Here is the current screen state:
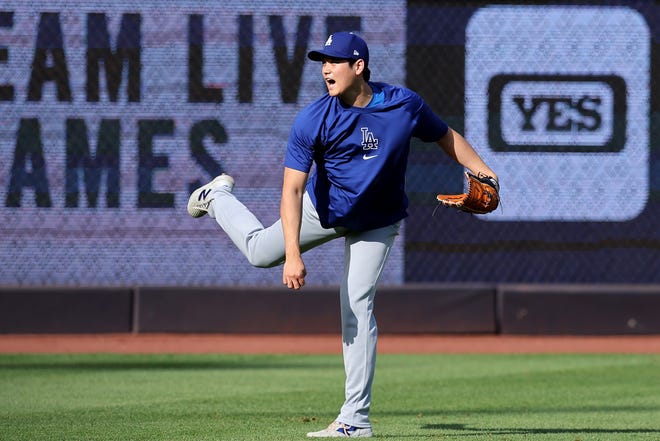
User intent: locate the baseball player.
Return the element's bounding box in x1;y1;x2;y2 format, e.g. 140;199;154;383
188;32;498;438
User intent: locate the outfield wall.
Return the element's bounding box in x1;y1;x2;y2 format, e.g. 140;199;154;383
1;1;659;288
1;1;658;335
2;284;660;335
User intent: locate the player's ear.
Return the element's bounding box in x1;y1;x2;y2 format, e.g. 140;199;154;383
354;59;366;76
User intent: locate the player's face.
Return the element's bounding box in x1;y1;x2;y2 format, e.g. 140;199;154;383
321;57;359;97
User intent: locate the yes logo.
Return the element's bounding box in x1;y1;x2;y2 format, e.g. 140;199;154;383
465;6;649;221
488;74;626;153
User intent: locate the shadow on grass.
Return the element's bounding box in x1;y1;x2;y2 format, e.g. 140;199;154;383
379;404;660;417
421;423;660;436
0;354;340;371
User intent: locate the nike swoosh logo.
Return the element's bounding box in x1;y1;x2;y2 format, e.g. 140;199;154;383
363;154;379;160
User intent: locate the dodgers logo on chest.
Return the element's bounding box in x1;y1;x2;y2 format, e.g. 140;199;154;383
361;127;379;160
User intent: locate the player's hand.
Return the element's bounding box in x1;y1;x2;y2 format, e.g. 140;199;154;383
283;256;307;290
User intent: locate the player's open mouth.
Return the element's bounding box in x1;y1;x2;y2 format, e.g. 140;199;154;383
325;79;335;85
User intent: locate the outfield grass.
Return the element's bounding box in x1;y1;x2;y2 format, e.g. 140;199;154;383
1;353;659;440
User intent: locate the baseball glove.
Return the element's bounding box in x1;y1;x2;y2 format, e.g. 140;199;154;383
436;171;500;214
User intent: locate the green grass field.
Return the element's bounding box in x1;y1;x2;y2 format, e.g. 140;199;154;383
1;353;659;440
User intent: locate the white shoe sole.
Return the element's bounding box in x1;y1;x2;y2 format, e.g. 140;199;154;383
306;421;373;438
187;174;234;218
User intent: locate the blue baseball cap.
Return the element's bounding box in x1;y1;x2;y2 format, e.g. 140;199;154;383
307;32;369;66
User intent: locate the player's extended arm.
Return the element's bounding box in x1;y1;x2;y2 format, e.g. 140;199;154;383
280;167;309;290
437;127;497;180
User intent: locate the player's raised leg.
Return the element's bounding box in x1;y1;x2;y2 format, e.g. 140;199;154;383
188;175;344;268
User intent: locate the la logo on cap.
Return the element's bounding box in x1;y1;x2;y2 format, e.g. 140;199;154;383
325;35;332;46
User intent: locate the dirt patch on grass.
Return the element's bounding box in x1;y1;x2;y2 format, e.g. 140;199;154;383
1;334;659;354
